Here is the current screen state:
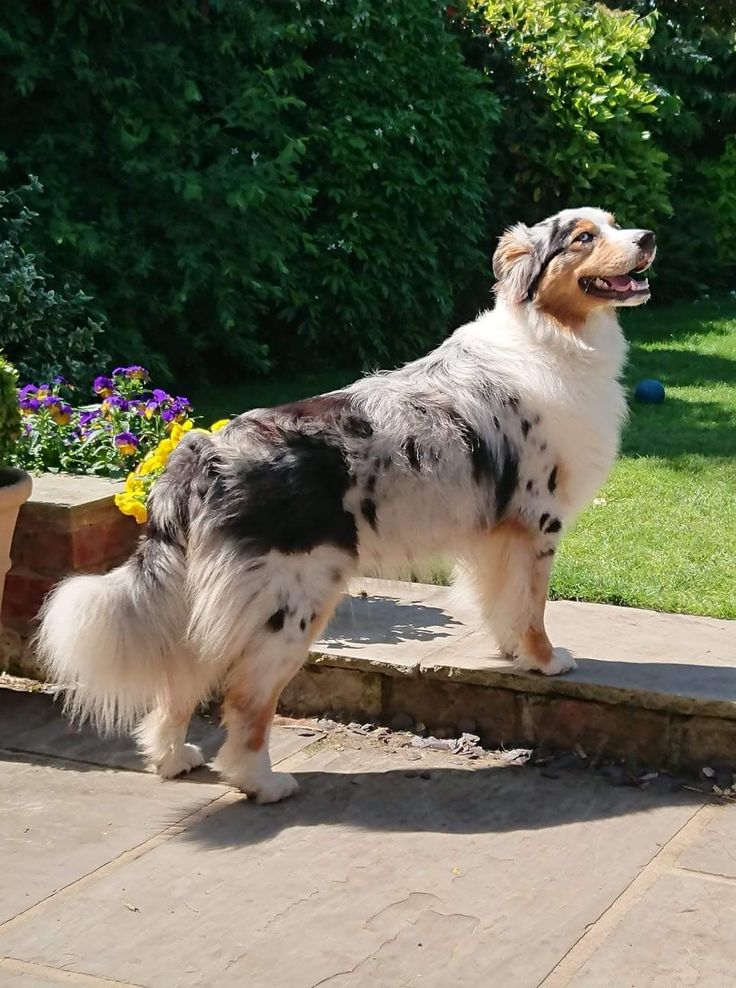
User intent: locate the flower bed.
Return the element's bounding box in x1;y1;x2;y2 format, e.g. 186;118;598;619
13;365;228;525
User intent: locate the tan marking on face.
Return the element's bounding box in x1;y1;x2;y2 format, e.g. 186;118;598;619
535;224;639;330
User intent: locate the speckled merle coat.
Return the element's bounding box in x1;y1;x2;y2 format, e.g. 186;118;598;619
38;207;656;803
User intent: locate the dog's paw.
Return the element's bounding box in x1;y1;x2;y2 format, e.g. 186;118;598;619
514;648;577;676
246;772;300;805
541;649;577;676
156;743;205;779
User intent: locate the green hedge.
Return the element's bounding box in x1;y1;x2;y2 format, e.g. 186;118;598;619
0;1;734;383
0;0;496;379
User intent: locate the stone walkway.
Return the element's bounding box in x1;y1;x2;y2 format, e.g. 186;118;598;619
2;686;736;987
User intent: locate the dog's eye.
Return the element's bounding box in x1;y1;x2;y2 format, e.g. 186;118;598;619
574;231;595;244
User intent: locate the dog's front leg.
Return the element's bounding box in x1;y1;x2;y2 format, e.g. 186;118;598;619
465;520;576;676
511;539;576;676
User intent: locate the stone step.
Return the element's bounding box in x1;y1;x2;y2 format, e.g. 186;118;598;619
280;578;736;771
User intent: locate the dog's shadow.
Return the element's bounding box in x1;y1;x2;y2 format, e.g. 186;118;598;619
318;593;464;650
181;761;700;850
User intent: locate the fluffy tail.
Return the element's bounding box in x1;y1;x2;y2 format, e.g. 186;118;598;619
37;434;212;734
37;540;191;735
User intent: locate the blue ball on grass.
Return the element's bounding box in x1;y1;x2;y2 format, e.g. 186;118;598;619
634;379;665;404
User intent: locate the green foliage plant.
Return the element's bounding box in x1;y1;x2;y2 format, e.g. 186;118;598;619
0;177;106;386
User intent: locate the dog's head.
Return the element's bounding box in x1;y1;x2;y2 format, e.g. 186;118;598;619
492;207;656;328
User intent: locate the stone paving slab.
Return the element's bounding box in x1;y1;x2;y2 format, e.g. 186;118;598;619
0;754;223;927
0;736;701;988
0;958;137;987
677;805;736;880
318;579;736;718
568;870;736;987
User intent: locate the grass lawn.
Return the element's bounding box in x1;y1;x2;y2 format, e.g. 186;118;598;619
191;297;736;619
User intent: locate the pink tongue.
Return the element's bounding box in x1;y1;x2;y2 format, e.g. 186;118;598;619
607;275;635;291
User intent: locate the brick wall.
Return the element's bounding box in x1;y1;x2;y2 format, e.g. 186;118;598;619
1;475;139;678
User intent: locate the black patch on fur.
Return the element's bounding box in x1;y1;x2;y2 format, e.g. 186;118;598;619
548;466;558;493
493;415;500;429
539;442;547;453
361;497;378;531
299;617;307;631
209;432;358;556
539;512;550;530
267;609;286;632
495;435;519;518
526;480;534;493
404;438;421;471
451;413;518;518
365;473;377;494
521;418;531;438
344;416;373;438
545;517;562;534
536;547;556;559
468;430;494;486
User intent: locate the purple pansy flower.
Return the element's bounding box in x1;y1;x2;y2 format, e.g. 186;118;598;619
42;396;72;425
113;365;149;381
101;395;129;413
114;431;140;456
79;409;100;427
19;396;41;415
93;376;115;397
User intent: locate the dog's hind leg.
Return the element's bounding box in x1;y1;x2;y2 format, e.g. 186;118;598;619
134;666;211;778
212;589;343;803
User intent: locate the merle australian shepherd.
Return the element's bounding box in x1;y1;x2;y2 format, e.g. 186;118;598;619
39;208;656;803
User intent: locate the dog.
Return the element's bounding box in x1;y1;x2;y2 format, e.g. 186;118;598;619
38;207;655;803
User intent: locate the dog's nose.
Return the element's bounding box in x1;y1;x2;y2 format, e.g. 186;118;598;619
637;231;656;252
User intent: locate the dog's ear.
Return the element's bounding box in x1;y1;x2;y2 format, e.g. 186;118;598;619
492;223;542;302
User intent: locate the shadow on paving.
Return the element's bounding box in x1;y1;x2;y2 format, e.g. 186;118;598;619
180;762;701;849
323;594;463;649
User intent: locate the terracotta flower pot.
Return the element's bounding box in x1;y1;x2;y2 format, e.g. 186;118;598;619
0;468;33;613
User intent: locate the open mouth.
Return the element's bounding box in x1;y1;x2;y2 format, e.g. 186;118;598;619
579;257;653;301
579;270;650;301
